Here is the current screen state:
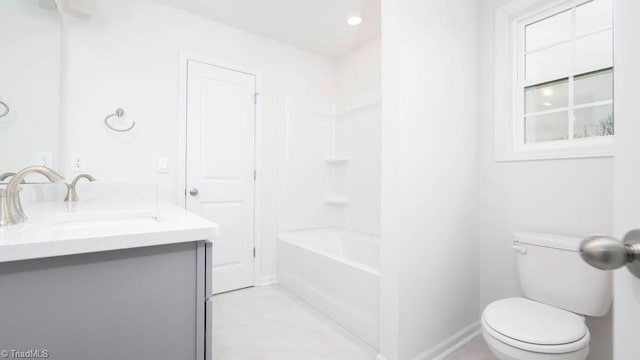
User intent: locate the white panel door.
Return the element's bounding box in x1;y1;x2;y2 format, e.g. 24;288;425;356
613;1;640;358
186;60;256;294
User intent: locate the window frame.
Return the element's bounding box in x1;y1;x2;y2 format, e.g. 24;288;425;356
495;0;614;162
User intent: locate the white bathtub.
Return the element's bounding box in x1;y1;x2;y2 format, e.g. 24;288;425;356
277;227;379;349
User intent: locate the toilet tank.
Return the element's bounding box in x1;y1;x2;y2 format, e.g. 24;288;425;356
514;232;612;317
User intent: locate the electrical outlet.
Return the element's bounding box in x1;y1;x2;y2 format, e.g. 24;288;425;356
36;151;54;168
70;153;86;172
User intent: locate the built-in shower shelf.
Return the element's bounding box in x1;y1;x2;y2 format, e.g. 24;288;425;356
326;157;350;165
325;198;350;206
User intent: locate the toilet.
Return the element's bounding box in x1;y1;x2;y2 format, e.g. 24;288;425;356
482;232;612;360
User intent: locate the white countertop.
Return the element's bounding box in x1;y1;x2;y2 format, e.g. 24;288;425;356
0;200;218;263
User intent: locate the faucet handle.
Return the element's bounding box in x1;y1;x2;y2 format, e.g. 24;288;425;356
64;174;97;202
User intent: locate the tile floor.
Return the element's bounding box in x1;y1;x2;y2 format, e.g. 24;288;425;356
213;285;377;360
212;285;498;360
445;336;499;360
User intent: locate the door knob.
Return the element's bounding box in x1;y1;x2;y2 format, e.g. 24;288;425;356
189;188;199;196
580;229;640;279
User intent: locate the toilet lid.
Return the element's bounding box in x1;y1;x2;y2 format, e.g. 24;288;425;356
483;298;587;345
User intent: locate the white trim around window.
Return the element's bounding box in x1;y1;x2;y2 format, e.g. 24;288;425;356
494;0;614;161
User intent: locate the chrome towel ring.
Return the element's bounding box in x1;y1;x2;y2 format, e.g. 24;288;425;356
104;108;135;132
0;100;9;118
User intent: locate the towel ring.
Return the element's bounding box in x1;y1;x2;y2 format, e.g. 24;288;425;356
0;100;9;118
104;108;135;132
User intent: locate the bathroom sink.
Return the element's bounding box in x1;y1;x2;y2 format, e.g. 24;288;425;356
48;208;159;225
46;209;161;240
50;217;160;240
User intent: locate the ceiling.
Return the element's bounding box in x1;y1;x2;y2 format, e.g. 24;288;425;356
154;0;381;59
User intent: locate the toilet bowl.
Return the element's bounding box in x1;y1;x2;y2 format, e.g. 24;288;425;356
481;233;612;360
481;298;590;360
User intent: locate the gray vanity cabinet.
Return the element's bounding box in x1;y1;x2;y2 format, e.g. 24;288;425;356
0;241;213;360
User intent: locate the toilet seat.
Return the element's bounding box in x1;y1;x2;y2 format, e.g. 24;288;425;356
482;298;590;354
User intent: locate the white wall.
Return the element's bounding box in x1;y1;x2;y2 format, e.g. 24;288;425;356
380;0;480;359
380;1;400;355
478;1;613;359
0;0;60;174
58;0;337;282
336;37;382;103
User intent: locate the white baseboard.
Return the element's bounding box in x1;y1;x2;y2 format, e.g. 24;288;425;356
375;321;480;360
411;321;482;360
258;275;278;286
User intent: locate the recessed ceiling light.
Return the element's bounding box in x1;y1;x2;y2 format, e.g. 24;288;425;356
541;87;554;97
347;16;363;26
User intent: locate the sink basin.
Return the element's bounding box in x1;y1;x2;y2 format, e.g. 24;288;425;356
50;218;160;240
48;208;159;224
44;209;161;240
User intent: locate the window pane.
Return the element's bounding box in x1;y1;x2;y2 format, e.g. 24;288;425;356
574;104;614;138
525;78;569;113
574;68;613;105
525;112;569;143
576;0;613;36
526;43;572;81
575;30;613;73
525;9;572;51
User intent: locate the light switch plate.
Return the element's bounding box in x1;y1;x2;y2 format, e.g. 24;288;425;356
158;157;169;174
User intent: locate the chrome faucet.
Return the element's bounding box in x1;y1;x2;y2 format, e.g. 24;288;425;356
0;172;26;226
65;174;96;202
1;166;65;226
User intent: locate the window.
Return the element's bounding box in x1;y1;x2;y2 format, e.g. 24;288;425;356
495;0;613;161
